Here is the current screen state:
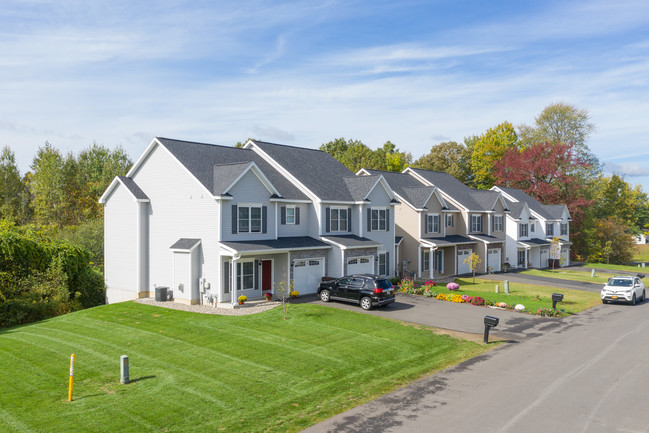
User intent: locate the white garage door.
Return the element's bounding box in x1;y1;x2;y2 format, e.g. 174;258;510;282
487;248;501;272
293;258;325;295
540;249;549;268
457;250;472;274
347;256;373;275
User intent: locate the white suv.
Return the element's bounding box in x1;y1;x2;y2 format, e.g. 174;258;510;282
601;275;645;305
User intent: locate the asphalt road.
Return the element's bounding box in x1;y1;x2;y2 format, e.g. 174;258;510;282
301;280;649;432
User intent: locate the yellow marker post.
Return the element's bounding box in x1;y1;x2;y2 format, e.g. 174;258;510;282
68;354;75;402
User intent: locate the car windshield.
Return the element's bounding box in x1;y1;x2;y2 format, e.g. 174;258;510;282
375;279;393;289
609;278;632;287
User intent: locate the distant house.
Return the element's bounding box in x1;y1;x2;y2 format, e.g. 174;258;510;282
492;186;571;268
100;138;398;306
358;168;509;279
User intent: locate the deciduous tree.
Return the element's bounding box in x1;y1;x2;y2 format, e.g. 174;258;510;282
470;121;519;189
411;141;473;183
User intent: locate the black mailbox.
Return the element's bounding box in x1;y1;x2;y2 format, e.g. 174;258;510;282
483;315;499;344
552;293;564;310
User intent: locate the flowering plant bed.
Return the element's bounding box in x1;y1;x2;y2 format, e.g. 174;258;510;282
398;277;600;316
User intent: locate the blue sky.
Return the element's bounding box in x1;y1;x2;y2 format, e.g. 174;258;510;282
2;0;649;190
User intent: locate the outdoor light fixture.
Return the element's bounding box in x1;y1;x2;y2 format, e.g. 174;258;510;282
483;315;499;344
552;293;564;310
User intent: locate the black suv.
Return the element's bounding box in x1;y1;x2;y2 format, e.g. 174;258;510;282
317;274;396;310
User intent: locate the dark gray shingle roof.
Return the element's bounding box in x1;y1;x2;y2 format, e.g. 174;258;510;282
544;204;569;220
343;175;379;201
220;236;331;253
470;189;508;211
156;137;308;200
170;238;201;250
496;186;553;220
118;176;149;200
408;168;485;210
322;235;381;248
251;140;357;201
362;169;441;209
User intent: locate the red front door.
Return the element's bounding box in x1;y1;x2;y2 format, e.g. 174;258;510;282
261;260;272;291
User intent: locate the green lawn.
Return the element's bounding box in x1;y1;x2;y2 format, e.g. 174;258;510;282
0;302;487;433
518;268;610;284
439;278;601;314
584;262;649;273
633;244;649;262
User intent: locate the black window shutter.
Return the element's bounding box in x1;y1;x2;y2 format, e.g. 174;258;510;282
424;215;428;234
296;207;300;225
223;261;230;294
325;207;330;232
232;205;238;234
281;206;286;225
262;206;267;234
367;208;372;232
347;207;352;232
386;252;390;276
254;260;259;289
386;209;390;228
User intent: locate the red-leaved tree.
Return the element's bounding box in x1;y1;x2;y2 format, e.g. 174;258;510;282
493;141;593;226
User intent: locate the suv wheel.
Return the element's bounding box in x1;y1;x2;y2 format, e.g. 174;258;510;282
360;296;372;310
602;299;608;304
320;289;330;302
642;290;646;302
630;294;637;305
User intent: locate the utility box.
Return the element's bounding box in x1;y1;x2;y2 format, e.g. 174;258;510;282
120;355;130;384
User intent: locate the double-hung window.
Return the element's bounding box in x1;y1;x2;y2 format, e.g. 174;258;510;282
422;250;430;271
239;206;262;233
561;223;568;236
519;223;529;238
331;208;348;232
471;214;482;232
237;261;254;291
371;209;387;231
546;223;554;236
378;253;387;275
286;206;296;224
446;214;454;227
493;215;503;232
427;214;440;233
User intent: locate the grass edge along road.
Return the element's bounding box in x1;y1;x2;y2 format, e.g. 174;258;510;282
0;302;489;433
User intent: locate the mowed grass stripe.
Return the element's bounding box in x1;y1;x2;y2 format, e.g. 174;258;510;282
0;408;35;433
1;302;488;432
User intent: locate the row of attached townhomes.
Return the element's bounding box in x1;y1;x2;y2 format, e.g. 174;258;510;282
100;138;572;306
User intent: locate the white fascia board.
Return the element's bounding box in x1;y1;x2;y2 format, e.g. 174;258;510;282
355;168;373;176
372;175;398;202
321;200;355;205
491;186;518;203
270;198;312;203
248;143;320;203
99;176;150;204
320;237;347;250
222;161;281;197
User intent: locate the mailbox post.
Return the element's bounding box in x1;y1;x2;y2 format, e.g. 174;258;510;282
552;293;564;310
483;315;499;344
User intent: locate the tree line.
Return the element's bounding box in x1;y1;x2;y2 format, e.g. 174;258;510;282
320;103;648;264
0;142;132;327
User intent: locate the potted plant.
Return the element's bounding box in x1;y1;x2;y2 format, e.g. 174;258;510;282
290;290;299;298
238;295;247;305
263;292;273;301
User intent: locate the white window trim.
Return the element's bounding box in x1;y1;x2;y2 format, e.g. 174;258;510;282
471;214;482;233
427;213;440;233
519;223;529;238
286;205;296;225
238;203;263;233
493;215;503;232
330;207;349;232
446;214;454;228
237;260;256;291
371;208;387;231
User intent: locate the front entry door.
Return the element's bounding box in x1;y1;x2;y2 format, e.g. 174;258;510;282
261;260;272;292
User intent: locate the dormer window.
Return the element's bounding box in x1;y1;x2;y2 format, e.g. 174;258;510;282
561;223;568;236
426;214;440;233
238;206;262;233
519;223;528;238
371;209;387;231
493;215;503;232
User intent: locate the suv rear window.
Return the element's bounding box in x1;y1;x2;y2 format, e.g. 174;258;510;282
375;279;393;289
